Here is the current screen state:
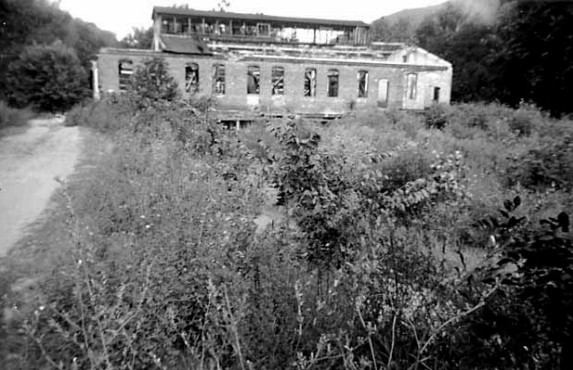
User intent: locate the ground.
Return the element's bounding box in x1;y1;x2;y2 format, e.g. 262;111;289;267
0;117;81;256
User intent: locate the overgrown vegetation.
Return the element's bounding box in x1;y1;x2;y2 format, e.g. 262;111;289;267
1;59;572;369
0;101;33;130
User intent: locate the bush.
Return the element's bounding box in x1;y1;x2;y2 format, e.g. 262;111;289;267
0;101;33;130
5;41;89;113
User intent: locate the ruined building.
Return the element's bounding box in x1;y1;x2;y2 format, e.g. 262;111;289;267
94;7;452;119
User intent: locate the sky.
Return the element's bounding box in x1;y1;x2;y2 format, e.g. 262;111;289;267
57;0;447;39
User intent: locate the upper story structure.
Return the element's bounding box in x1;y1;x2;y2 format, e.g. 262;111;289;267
95;7;453;119
151;7;370;50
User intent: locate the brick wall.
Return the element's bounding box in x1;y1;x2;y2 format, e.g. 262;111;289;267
97;49;452;114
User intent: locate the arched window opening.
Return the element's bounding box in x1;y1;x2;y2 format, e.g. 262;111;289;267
304;68;316;97
358;70;368;98
406;73;417;100
247;65;260;94
212;64;225;94
327;69;339;97
185;63;199;93
271;67;285;95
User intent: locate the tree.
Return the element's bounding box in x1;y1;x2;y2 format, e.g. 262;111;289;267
495;1;573;116
5;41;89;112
128;56;179;105
120;27;154;49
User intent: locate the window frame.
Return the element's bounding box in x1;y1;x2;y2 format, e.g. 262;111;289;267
212;64;226;95
271;66;285;95
327;69;339;97
406;73;417;100
304;67;317;97
185;63;199;93
357;70;368;98
247;65;260;95
118;59;133;91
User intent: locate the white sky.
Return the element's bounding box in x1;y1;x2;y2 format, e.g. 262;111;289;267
57;0;447;39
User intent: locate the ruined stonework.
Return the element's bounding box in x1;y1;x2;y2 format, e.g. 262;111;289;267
95;7;452;119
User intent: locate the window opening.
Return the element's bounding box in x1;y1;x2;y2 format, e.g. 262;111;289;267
271;67;285;95
247;65;260;94
378;79;389;108
185;63;199;93
304;68;316;97
358;70;368;98
257;23;270;36
433;87;441;102
118;59;133;91
212;64;225;94
327;69;339;97
406;73;417;100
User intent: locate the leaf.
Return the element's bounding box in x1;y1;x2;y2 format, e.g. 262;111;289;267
500;209;509;219
513;196;521;209
504;199;513;212
557;212;570;232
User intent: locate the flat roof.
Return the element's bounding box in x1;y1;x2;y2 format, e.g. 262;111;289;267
152;7;369;29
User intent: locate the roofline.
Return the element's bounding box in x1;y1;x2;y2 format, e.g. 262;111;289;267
151;7;369;29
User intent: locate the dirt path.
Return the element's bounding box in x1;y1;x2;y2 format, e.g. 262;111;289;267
0;117;81;256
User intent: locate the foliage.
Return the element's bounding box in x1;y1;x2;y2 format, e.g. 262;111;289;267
5;41;90;112
120;27;154;49
126;57;180;107
3;101;573;369
0;0;116;101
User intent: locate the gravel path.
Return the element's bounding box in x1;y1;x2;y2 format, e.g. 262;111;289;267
0;117;81;256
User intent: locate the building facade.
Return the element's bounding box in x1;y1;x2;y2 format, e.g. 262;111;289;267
95;7;452;119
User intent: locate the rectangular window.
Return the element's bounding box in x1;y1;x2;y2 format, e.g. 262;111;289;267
407;73;417;100
185;63;199;93
257;23;270;36
433;86;441;102
358;70;368;98
212;64;225;95
179;18;190;34
304;68;316;97
247;65;260;94
271;67;285;95
118;60;133;91
162;18;176;34
327;69;339;97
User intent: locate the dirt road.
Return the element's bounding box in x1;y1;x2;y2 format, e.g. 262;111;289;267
0;117;81;256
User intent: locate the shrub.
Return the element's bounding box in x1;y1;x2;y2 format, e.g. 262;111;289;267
5;41;89;113
0;101;33;130
424;103;452;130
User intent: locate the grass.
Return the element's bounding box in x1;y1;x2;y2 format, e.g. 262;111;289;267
0;101;34;136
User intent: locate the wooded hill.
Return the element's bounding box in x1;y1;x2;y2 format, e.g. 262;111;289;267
372;0;573;117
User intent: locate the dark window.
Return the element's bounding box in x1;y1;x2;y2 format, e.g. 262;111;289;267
433;87;441;102
304;68;316;97
118;59;133;91
247;65;260;94
271;67;285;95
212;64;225;94
185;63;199;93
327;69;339;97
358;70;368;98
406;73;417;100
161;18;175;34
257;23;270;36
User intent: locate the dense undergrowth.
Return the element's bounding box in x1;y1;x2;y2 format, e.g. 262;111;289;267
0;101;33;131
1;59;572;369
